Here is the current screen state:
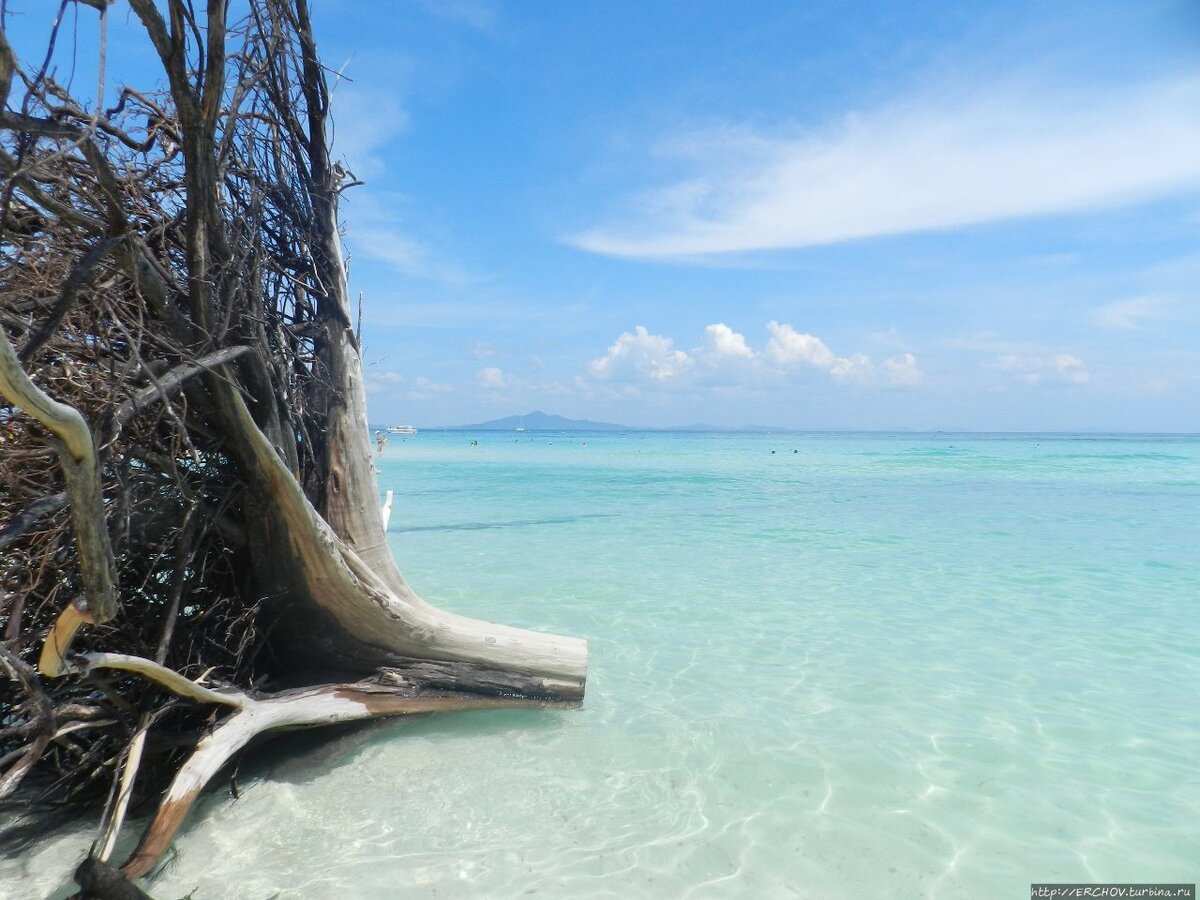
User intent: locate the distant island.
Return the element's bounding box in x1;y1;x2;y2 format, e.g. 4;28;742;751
439;411;629;432
425;411;791;433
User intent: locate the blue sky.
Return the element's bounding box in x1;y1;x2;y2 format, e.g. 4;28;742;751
7;1;1200;430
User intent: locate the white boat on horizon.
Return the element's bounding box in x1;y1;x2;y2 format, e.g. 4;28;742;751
386;424;417;435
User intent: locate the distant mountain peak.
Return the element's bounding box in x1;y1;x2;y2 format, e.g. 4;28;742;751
443;411;629;431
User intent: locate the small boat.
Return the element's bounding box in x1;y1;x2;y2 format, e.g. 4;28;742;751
386;425;417;435
514;426;525;432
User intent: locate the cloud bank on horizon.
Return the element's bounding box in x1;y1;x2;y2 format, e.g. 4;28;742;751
568;77;1200;260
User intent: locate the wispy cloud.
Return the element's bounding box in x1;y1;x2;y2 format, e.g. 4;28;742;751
569;77;1200;259
365;371;456;399
412;376;456;395
412;0;497;32
348;223;434;276
475;366;509;388
1090;294;1174;330
330;85;410;180
470;342;495;360
989;353;1090;385
330;80;478;284
341;192;476;283
365;370;407;395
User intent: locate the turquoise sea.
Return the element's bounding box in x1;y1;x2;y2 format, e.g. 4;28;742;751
10;431;1200;898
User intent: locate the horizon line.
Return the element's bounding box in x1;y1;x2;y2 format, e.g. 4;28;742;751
370;422;1200;437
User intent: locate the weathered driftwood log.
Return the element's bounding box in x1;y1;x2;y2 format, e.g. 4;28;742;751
62;652;574;879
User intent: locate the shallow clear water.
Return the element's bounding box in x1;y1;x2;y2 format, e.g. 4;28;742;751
9;432;1199;898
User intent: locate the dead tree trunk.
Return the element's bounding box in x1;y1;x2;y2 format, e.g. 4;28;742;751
0;0;586;886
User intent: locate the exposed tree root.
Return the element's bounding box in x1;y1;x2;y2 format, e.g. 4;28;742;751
63;650;573;880
0;1;587;890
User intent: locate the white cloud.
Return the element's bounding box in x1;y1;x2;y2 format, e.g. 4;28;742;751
365;371;456;399
1132;374;1200;397
348;224;434;277
569;77;1200;259
1052;354;1089;385
589;326;693;383
699;322;753;360
864;328;910;351
1090;295;1172;330
689;323;758;386
764;321;899;383
590;321;922;389
413;0;496;31
829;353;875;382
330;91;475;283
475;366;509;388
411;376;456;396
881;353;923;387
365;370;405;395
330;87;410;180
990;353;1089;385
764;321;836;368
343;204;476;283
